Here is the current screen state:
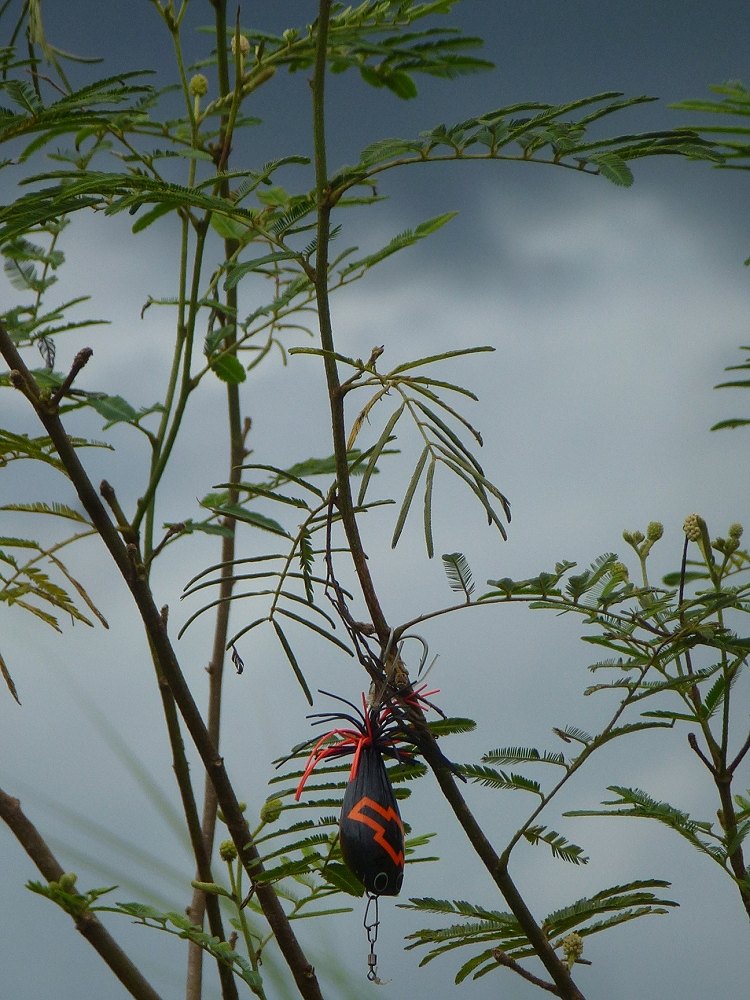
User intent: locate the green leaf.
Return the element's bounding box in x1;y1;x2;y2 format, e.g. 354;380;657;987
272;621;313;705
427;717;476;737
275;608;354;657
382;69;419;100
423;458;436;558
200;501;288;537
87;394;138;425
392;445;429;548
522;825;588;864
590;154;634;186
210;354;247;384
455;949;500;984
357;402;405;505
482;746;566;767
341;212;457;275
565;786;724;862
711;418;750;431
459;764;542;796
224;250;299;290
210;213;251;240
0;501;89;523
391;345;494;375
0;649;20;704
320;862;365;897
442;552;474;600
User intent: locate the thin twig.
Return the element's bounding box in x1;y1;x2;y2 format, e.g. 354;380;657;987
49;347;93;407
493;949;562;995
688;732;718;775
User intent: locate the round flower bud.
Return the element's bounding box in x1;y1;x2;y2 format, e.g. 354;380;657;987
622;530;635;544
729;522;744;540
260;797;283;824
561;931;584;969
610;561;629;581
646;521;663;541
189;74;209;97
219;839;238;862
683;513;703;542
231;34;251;58
58;872;78;891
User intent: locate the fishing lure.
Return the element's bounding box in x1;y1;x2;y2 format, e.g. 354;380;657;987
295;687;436;896
293;685;446;981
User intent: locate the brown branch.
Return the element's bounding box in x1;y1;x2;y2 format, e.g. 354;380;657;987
493;948;562;995
0;324;324;1000
687;732;717;776
49;346;93;407
186;3;250;993
0;787;164;1000
151;648;240;1000
714;771;750;920
729;729;750;775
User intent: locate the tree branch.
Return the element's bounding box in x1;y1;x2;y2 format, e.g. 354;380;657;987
493;948;562;995
0;787;164;1000
0;325;324;1000
307;5;586;997
185;4;247;994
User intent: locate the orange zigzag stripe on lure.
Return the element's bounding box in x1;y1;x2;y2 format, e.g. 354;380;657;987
346;795;405;868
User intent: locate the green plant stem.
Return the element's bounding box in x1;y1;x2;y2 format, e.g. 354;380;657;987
0;787;164;1000
227;859;266;997
674;536;750;912
186;2;246;993
134;217;209;540
0;326;324;1000
151;644;240;1000
311;0;390;643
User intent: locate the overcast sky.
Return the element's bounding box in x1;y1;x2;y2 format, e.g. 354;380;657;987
2;3;750;999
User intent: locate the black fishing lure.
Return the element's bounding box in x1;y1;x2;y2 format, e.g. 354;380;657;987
295;688;436;896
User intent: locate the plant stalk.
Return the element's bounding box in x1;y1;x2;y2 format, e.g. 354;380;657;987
308;5;584;996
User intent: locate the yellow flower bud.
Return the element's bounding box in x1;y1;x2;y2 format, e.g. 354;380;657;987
260;797;283;824
646;521;663;541
561;931;584;969
219;839;238;862
58;872;78;892
189;74;209;97
683;513;703;542
231;34;251;58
